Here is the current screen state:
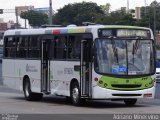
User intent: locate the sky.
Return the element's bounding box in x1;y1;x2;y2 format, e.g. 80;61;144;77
0;0;159;27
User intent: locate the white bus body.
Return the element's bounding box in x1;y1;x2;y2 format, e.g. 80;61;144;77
2;25;156;105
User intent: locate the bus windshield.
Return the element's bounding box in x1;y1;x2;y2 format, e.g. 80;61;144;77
94;38;155;76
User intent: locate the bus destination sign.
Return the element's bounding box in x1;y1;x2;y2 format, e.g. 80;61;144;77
99;29;151;38
117;29;150;38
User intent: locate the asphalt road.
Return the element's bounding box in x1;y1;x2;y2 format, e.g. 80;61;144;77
0;89;160;114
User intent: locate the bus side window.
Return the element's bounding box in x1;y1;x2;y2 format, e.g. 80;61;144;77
50;39;55;59
67;36;74;59
16;36;27;58
28;36;40;59
68;35;80;59
5;36;16;58
54;36;67;59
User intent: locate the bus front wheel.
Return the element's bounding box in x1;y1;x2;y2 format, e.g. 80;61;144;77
124;99;137;106
23;78;43;101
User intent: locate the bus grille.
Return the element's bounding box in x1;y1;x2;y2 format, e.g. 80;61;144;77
111;84;141;88
112;94;142;96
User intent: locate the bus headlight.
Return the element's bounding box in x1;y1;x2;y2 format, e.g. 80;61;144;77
94;77;99;82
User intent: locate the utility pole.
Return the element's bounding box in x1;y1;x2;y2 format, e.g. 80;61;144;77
24;19;27;28
144;0;147;16
15;8;19;29
154;3;156;36
127;0;129;13
49;0;53;25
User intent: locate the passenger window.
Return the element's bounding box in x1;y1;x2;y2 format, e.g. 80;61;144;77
5;37;16;58
28;36;41;59
16;37;28;58
68;36;81;59
54;36;67;59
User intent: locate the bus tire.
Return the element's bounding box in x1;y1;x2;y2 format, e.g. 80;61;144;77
23;78;43;101
124;99;137;106
66;96;71;102
71;82;82;106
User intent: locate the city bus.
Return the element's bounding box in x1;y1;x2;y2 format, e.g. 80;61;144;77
2;25;156;106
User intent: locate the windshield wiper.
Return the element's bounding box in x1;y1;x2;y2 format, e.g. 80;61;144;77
134;40;140;54
111;40;119;63
132;40;140;64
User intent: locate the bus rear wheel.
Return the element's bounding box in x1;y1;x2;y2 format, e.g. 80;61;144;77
71;82;83;106
23;78;43;101
124;99;137;106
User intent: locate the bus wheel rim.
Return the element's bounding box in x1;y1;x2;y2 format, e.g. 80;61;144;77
72;87;79;103
25;83;30;97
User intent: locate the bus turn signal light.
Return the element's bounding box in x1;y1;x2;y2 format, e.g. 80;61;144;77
143;93;152;98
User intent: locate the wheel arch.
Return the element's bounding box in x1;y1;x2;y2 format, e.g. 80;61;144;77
70;78;79;94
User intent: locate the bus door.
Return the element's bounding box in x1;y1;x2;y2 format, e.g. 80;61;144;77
80;40;92;97
41;39;50;93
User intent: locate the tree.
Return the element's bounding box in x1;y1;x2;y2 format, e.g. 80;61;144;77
20;10;48;27
150;0;160;7
53;2;105;26
137;1;160;32
99;9;136;25
116;14;136;25
100;3;111;15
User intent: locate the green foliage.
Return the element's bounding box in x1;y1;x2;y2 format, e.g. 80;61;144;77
53;1;137;26
20;10;48;27
137;1;160;31
156;45;160;50
53;2;104;26
100;3;111;15
19;0;160;31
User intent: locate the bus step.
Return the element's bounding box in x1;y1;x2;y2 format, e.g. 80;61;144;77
44;92;51;95
81;95;89;98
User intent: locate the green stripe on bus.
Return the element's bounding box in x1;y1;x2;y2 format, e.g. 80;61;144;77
98;76;153;90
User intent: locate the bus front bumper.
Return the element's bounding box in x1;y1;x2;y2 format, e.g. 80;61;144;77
92;86;155;99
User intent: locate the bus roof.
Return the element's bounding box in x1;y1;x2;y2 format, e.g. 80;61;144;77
4;25;151;36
